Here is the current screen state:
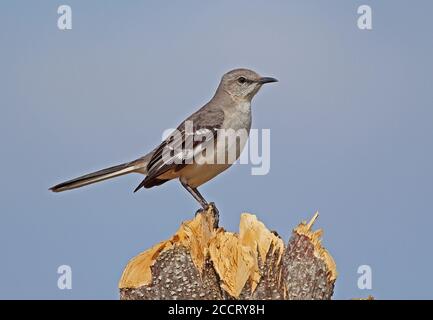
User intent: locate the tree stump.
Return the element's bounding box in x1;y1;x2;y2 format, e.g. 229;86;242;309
119;208;337;300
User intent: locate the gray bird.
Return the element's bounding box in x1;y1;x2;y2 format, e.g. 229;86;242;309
50;68;277;218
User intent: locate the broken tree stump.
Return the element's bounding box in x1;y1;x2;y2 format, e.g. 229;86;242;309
119;208;337;300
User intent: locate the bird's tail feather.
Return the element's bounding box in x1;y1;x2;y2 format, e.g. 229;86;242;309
50;159;147;193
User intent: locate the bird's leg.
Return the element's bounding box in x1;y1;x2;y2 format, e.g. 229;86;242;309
180;181;219;228
181;181;208;209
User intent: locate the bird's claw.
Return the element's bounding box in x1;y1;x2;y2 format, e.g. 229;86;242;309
195;202;219;229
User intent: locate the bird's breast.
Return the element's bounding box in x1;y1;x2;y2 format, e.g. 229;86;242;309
223;101;252;132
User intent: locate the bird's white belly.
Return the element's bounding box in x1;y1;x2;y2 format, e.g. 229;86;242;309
180;163;232;188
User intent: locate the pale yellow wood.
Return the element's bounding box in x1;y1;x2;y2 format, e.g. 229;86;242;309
118;210;284;296
118;209;335;298
294;211;338;282
118;207;217;289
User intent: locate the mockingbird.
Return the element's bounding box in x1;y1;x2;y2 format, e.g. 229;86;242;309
50;68;277;218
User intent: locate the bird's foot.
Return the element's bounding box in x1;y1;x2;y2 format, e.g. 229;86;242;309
208;202;219;228
195;202;219;229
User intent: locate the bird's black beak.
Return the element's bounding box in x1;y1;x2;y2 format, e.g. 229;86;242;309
257;77;278;84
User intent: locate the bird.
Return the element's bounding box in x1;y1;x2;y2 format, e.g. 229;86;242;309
50;68;277;220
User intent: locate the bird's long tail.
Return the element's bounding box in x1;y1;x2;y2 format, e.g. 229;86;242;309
50;155;150;193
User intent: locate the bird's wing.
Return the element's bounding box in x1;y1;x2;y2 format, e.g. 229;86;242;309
134;106;224;191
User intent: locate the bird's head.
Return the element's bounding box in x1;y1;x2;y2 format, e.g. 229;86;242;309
219;68;278;102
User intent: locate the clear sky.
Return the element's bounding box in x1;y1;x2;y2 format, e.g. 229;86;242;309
1;0;432;299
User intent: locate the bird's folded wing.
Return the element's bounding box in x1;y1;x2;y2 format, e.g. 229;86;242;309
134;106;225;191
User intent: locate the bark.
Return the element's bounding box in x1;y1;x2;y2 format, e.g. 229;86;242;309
119;208;337;300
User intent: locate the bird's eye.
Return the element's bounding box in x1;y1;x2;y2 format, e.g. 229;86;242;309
237;77;246;84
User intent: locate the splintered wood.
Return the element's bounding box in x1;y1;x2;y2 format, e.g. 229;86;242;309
119;209;337;300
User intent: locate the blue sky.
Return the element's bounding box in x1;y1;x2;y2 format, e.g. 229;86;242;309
1;0;432;299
